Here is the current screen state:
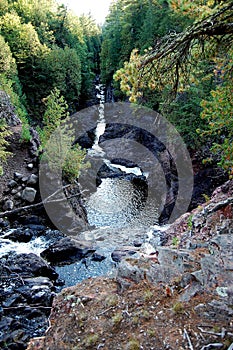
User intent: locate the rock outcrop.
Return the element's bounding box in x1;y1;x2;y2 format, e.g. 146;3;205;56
26;180;233;350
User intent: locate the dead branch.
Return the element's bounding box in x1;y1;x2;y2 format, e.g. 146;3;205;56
202;196;233;217
0;184;83;219
3;305;51;310
200;343;223;350
137;3;233;96
183;328;194;350
140;3;233;68
197;326;226;338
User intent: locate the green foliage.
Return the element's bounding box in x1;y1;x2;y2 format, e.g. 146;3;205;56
200;51;233;176
41;47;82;108
101;0;192;85
143;289;154;302
111;312;123;326
40;88;87;182
0;0;101;121
0;34;17;77
84;334;99;347
0;12;45;63
20;115;31;143
40;88;68;147
63;144;88;182
172;236;179;247
163;80;212;149
187;214;193;229
125;339;140;350
202;193;210;202
172;301;184;314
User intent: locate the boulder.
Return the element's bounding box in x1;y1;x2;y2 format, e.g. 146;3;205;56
111;247;138;262
8;253;58;280
0;90;21;126
41;237;95;264
14;172;23;181
8;179;17;188
4;228;32;243
21;187;37;203
27;174;38;185
30;285;53;306
3;199;14;211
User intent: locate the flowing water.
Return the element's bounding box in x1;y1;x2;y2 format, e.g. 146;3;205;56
0;81;160;285
84;83;159;229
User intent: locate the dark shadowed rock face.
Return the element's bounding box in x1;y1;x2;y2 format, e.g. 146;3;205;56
7;253;58;280
0;90;21;126
40;237;95;265
0;253;60;350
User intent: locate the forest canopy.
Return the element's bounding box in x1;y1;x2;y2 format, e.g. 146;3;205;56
0;0;232;177
100;0;233;175
0;0;101;120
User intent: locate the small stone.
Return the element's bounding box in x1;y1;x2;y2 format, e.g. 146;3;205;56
0;218;9;227
133;240;143;247
15;191;22;199
3;199;14;211
21;187;37;203
27;174;38;185
30;285;52;306
14;172;23;180
11;186;22;195
22;176;29;182
92;253;106;262
8;179;17;188
24;277;53;288
27;163;34;169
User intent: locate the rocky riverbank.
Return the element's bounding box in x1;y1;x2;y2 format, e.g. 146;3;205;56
1;179;232;349
1;90;232;349
26;180;233;350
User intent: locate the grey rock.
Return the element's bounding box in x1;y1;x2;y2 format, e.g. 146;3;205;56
30;285;53;306
8;253;58;280
111;248;138;262
27;174;38;185
0;90;21;126
15;191;22;199
179;282;202;302
24;277;53;288
41;237;95;264
14;172;23;180
3;199;14;211
27;163;34;169
4;228;32;243
8;179;17;188
2;293;25;308
22;176;29;182
11;186;22;195
21;187;37;203
117;260;144;284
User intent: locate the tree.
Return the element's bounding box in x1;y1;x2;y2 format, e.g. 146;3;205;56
200;48;233;176
0;1;101;120
114;2;233;101
39;88;88;182
40;46;82;110
114;1;233;173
